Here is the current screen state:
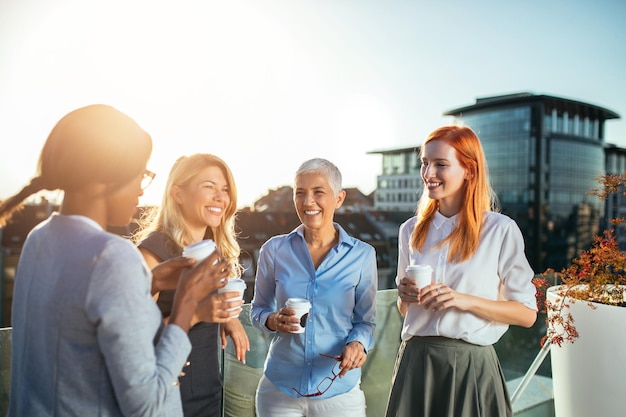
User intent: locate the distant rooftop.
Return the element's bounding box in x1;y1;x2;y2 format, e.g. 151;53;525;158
443;91;620;120
367;146;419;155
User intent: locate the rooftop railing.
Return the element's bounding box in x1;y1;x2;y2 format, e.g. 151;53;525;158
0;290;555;416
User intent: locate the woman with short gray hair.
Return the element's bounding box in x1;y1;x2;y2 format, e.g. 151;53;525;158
251;157;378;417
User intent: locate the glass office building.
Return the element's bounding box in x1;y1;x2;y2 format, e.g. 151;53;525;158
604;144;626;248
444;92;620;271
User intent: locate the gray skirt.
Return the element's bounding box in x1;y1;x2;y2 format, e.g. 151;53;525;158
384;336;512;417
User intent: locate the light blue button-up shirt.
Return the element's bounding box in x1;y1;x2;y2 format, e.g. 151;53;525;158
251;223;377;399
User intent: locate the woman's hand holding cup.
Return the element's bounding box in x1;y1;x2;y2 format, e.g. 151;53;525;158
273;308;297;333
399;265;435;307
398;277;421;304
269;298;311;334
169;250;230;332
195;290;243;324
183;250;230;296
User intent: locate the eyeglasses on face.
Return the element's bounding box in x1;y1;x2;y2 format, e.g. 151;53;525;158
141;169;156;190
292;353;341;397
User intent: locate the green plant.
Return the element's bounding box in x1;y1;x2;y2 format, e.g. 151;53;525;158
534;173;626;347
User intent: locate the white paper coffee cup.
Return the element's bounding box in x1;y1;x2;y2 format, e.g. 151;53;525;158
182;239;217;266
218;278;246;318
285;298;311;334
406;264;433;289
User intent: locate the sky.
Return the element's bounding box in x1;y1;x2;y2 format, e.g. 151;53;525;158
1;0;625;208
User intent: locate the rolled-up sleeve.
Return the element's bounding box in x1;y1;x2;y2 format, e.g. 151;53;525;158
499;219;538;311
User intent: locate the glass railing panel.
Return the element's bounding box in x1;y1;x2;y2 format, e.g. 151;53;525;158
222;289;404;417
0;290;553;417
224;289;552;417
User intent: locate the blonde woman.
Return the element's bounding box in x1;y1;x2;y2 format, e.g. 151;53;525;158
135;153;249;417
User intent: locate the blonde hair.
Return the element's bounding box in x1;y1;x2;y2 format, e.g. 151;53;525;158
135;154;242;277
411;125;499;262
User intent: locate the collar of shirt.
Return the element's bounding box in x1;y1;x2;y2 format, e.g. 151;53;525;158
290;222;356;251
55;212;103;231
432;211;458;231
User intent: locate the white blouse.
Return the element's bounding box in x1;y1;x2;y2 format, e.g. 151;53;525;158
396;211;537;346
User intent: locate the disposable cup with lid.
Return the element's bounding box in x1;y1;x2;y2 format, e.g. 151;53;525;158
285;298;311;334
218;278;247;318
406;264;433;289
182;239;216;266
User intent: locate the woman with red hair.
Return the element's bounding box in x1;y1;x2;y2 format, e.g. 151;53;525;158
385;125;538;417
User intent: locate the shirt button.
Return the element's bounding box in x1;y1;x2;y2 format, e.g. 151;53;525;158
307;340;311;344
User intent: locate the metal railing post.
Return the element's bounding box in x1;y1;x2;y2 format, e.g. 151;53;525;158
510;340;551;405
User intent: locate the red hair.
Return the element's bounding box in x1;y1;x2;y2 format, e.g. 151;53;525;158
410;125;498;262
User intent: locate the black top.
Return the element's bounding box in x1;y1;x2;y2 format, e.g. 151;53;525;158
139;231;222;417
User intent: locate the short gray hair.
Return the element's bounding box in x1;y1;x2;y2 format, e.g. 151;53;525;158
294;158;343;196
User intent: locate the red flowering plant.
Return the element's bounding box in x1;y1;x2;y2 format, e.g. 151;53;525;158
533;173;626;347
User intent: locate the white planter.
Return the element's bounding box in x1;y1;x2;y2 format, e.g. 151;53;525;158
547;285;626;417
